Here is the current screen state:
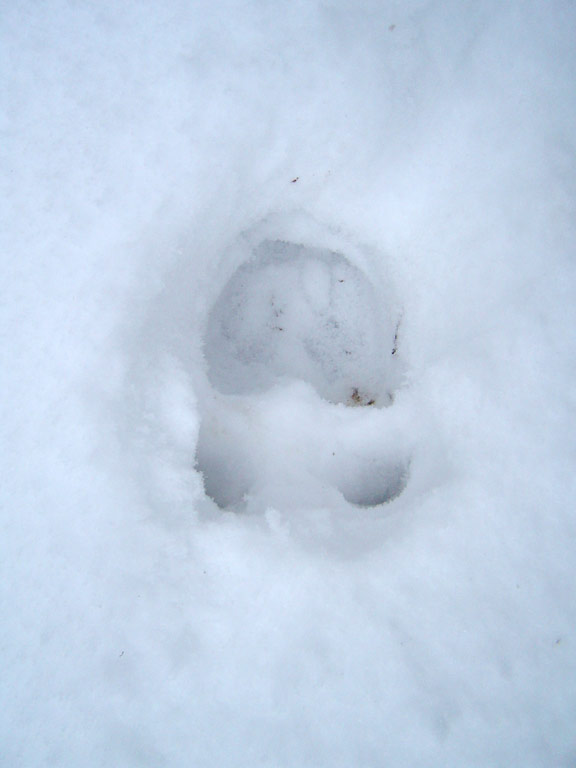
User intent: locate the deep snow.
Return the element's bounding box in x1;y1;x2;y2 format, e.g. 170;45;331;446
2;1;576;766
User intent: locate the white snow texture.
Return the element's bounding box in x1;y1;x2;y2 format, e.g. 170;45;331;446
1;1;576;766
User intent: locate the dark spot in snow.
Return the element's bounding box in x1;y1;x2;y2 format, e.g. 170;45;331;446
392;318;401;355
291;177;299;183
348;388;376;407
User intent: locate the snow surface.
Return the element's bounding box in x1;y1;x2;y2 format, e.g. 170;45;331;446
2;1;576;766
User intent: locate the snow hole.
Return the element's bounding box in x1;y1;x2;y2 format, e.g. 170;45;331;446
198;238;408;510
204;240;396;404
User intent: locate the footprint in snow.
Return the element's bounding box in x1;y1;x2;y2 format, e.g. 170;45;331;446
196;238;408;511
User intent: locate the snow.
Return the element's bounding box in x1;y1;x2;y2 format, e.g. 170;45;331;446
2;1;576;766
204;239;397;404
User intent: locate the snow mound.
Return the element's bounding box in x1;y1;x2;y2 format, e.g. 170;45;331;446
196;378;411;511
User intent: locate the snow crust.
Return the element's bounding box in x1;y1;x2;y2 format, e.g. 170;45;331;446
2;1;576;766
